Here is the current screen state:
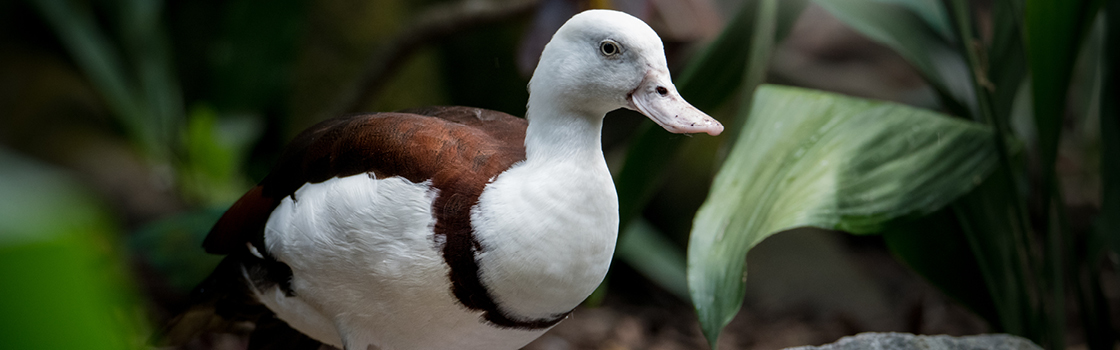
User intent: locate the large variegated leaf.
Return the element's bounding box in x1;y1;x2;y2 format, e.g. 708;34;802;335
688;85;999;346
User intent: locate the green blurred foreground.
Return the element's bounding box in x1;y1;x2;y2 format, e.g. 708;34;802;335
0;151;146;349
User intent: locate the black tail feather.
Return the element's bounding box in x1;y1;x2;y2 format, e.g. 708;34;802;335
155;254;323;350
248;313;326;350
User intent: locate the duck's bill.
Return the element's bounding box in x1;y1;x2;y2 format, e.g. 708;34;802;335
626;74;723;136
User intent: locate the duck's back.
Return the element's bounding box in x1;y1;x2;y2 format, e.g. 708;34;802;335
203;106;529;256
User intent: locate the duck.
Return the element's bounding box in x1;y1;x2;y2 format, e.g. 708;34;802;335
162;9;722;350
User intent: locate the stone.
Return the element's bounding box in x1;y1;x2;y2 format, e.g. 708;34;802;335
783;332;1043;350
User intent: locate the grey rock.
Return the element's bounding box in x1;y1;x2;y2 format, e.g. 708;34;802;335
783;332;1043;350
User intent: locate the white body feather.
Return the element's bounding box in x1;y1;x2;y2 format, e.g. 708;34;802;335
258;156;617;349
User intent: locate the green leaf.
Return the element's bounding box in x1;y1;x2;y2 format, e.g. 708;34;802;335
180;105;260;205
0;149;145;350
882;208;1000;326
1022;0;1103;222
31;0;149;150
877;0;954;40
117;0;183;148
941;1;1048;341
950;168;1039;337
687;85;999;345
1102;0;1120;259
813;0;973;118
676;0;808;110
1023;2;1103;348
676;0;761;111
32;0;183;161
988;0;1027;128
1081;4;1118;349
616;219;688;300
720;0;780;155
1024;0;1101;213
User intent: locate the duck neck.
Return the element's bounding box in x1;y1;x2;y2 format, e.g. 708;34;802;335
524;99;606;164
473;96;620;322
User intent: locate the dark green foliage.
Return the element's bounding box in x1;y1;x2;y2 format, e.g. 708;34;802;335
439;23;530;116
882;208;999;327
682;0;1115;348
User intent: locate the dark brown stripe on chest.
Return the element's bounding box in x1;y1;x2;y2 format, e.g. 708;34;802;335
431;177;571;330
390;108;568;329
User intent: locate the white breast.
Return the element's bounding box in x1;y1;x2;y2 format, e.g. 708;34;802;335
472;156;619;320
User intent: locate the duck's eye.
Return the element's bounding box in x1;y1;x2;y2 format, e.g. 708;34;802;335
599;40;620;57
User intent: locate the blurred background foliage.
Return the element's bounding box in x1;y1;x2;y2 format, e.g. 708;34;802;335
0;0;1115;349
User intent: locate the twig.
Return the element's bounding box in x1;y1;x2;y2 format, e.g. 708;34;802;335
325;0;541;118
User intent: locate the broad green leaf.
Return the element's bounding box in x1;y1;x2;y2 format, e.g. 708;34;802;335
616;219;689;300
688;85;999;346
813;0;973;118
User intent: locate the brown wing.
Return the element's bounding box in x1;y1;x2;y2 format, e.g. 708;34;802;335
202;107;528;254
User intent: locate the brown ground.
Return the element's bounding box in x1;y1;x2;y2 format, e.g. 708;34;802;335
524;229;994;350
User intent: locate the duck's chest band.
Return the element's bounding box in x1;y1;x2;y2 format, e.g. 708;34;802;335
431;179;572;329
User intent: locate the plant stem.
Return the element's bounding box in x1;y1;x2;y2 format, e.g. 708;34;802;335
946;0;1048;344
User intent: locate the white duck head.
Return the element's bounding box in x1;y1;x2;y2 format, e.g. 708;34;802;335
527;9;723;138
